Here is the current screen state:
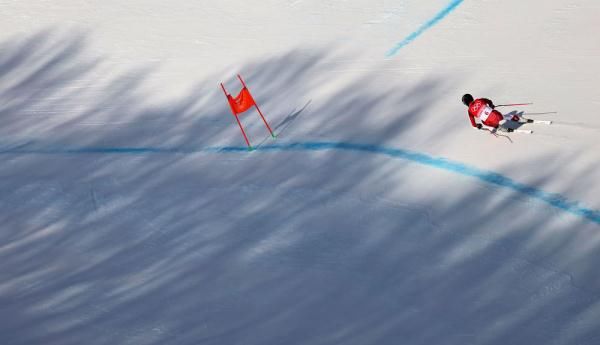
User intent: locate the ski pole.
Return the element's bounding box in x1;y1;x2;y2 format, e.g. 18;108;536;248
495;103;533;107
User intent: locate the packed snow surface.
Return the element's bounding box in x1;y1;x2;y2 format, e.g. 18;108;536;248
1;1;600;344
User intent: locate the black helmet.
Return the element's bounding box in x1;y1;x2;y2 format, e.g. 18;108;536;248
462;94;474;106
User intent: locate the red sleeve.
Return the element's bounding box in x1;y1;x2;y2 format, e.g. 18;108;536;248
468;113;477;127
480;98;494;108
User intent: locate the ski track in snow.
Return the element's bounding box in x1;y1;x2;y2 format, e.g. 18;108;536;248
2;141;599;226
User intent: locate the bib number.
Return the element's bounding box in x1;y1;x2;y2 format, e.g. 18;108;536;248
479;105;493;122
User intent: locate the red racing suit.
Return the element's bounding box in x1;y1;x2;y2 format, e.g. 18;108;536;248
468;98;504;128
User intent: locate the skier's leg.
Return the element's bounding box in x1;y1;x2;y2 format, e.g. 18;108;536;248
497;125;514;133
484;112;505;131
502;113;518;122
497;119;515;132
503;113;533;123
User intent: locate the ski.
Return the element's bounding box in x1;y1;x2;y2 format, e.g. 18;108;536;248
531;120;552;125
522;118;552;125
476;127;532;134
513;129;533;134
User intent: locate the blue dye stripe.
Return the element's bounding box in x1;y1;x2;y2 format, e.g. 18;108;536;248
2;140;599;225
386;0;464;57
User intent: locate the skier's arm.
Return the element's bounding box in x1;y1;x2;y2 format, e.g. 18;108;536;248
481;98;495;108
469;113;480;128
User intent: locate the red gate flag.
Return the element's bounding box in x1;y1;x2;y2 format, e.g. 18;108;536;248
226;87;256;115
220;74;276;150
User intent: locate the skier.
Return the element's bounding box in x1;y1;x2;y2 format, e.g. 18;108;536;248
462;94;532;132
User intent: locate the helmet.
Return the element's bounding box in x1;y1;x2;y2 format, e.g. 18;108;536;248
462;94;474;106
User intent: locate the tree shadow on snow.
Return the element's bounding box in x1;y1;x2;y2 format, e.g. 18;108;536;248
1;29;600;345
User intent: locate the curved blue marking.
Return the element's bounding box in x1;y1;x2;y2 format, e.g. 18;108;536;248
2;140;599;225
386;0;464;57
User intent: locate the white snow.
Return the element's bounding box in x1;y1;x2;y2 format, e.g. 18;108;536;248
1;1;600;344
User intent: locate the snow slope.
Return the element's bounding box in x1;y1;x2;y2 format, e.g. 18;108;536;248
1;1;600;344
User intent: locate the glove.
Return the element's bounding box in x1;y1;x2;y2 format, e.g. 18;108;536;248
476;123;482;130
507;128;514;133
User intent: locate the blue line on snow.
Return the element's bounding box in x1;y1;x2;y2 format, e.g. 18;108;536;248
2;140;599;225
386;0;464;57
